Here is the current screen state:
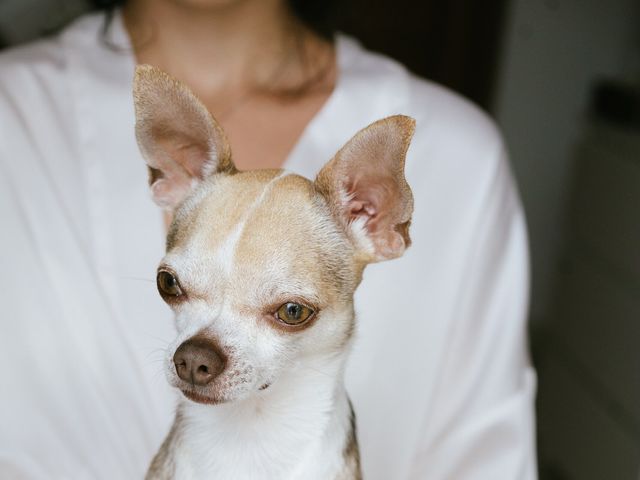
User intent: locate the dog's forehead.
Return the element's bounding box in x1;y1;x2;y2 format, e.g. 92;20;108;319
173;170;318;249
169;170;282;248
167;170;350;294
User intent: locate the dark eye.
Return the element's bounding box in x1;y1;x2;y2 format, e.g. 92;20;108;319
157;270;183;298
276;302;314;326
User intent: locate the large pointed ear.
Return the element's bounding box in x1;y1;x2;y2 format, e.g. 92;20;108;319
133;65;235;209
315;115;415;263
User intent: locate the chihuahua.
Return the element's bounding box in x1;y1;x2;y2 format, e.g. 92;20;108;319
133;65;415;480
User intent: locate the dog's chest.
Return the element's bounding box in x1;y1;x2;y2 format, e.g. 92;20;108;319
175;398;350;480
175;436;345;480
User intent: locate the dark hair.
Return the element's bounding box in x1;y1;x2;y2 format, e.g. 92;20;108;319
91;0;340;39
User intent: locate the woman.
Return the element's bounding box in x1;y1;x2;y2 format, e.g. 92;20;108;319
0;0;536;478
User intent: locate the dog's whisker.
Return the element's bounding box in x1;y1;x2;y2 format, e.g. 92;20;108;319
119;275;155;283
144;332;174;344
146;346;169;359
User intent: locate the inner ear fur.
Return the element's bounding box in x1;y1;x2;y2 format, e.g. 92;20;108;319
133;64;235;209
315;115;415;263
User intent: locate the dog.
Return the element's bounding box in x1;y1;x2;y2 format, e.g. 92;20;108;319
133;65;415;479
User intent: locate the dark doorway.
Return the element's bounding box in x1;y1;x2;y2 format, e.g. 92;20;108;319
336;0;510;110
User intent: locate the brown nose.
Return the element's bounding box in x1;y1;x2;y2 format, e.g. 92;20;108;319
173;337;226;386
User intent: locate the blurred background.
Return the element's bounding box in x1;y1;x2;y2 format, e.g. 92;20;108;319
1;0;638;478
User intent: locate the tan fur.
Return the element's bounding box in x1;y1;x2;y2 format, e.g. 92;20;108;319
169;170;358;327
167;169;282;251
337;401;362;480
145;407;183;480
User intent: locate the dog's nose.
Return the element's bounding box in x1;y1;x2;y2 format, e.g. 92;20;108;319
173;338;226;386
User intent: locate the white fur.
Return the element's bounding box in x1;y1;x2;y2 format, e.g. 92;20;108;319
339;187;376;256
348;216;375;257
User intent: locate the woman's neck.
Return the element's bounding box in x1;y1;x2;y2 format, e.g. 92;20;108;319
122;0;328;98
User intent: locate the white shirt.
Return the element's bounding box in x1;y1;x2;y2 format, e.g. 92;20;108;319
0;12;537;480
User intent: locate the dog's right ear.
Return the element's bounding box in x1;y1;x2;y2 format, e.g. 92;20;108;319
133;65;235;210
315;115;415;263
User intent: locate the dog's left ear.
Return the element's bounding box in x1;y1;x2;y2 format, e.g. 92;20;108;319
133;65;235;210
315;115;415;263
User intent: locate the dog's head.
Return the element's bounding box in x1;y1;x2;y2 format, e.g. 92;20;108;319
133;65;415;405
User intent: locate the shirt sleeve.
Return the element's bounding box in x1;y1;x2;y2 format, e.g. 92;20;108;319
408;144;538;479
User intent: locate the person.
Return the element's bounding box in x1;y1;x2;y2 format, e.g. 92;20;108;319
0;0;537;478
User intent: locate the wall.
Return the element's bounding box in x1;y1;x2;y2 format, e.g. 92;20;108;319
492;0;639;323
0;0;88;45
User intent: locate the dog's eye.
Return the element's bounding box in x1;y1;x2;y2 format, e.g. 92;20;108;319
276;302;314;325
157;270;183;298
